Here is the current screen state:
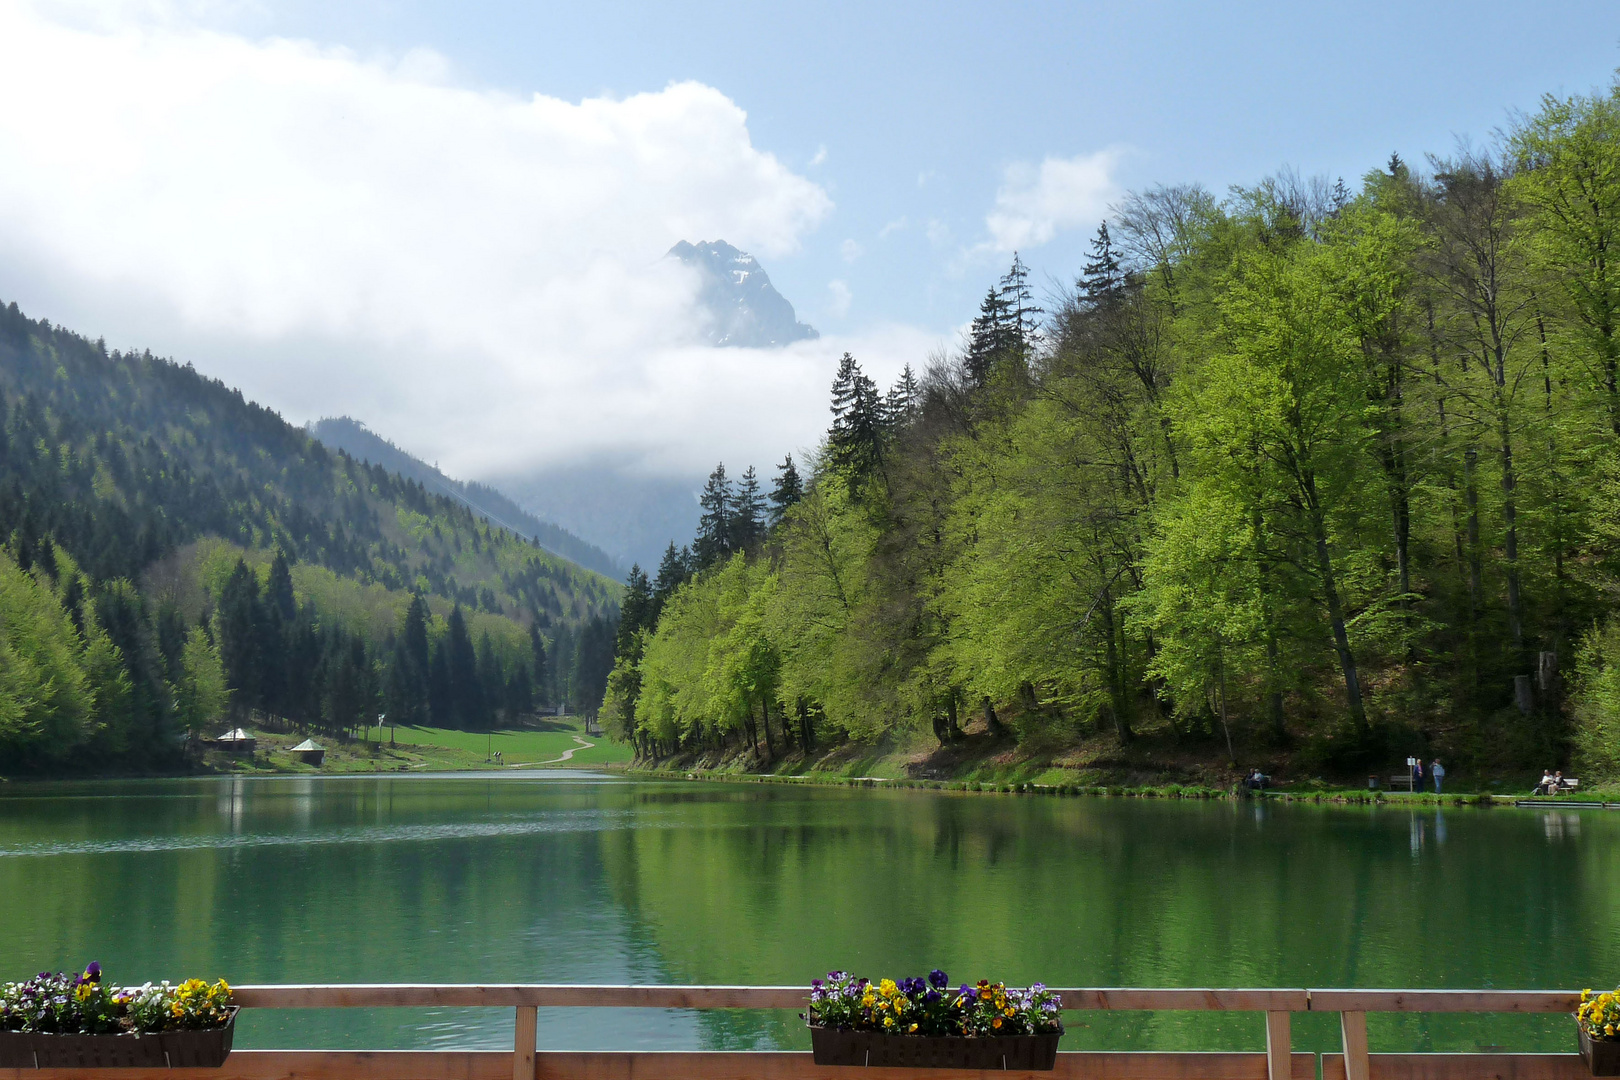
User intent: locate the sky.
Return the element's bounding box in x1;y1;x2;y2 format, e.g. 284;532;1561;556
0;0;1616;484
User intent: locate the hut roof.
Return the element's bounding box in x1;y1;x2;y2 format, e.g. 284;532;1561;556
290;739;324;752
215;728;253;742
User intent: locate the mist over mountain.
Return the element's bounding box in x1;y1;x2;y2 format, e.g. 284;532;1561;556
309;417;626;582
487;466;700;577
669;240;818;348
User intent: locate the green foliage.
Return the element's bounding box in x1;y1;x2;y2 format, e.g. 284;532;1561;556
0;300;622;771
1572;617;1620;777
604;74;1620;776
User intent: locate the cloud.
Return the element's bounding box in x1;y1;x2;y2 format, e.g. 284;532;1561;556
0;0;871;480
982;149;1123;252
839;238;863;263
826;280;852;319
925;219;952;248
809;143;827;166
878;216;907;239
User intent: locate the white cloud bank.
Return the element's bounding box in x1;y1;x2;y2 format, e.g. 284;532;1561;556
983;149;1123;252
0;2;933;479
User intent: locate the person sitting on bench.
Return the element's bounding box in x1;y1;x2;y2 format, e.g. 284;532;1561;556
1534;769;1556;795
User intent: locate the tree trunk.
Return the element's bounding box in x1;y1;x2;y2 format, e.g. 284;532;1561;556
798;699;815;751
1463;446;1483;623
1266;627;1285;742
1302;472;1369;734
982;696;1005;738
946;695;963;740
759;697;776;760
1100;598;1132;743
1499;415;1524;654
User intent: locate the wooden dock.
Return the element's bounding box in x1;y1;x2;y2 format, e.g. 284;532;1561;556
0;984;1588;1080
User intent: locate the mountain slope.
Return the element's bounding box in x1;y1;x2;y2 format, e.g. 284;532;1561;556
669;240;818;347
309;417;625;581
0;300;620;772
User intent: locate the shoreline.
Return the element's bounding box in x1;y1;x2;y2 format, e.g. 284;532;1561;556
622;764;1608;808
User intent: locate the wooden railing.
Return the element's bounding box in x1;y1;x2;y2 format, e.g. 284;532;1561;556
0;984;1588;1080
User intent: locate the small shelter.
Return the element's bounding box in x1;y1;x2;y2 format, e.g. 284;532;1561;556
210;728;257;754
290;738;326;766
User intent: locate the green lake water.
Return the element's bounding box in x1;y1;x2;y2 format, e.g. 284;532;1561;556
0;773;1613;1055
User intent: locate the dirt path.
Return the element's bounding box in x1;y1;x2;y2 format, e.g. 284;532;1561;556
508;735;594;768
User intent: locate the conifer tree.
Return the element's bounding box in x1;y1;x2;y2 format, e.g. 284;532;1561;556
731;466;764;551
1080;223;1125;303
444;604;485;730
694;463;734;568
768;455;803;524
827;353;884;481
966;256;1042;385
999;252;1043;347
530;624;550;708
652;542;689;616
885;364;920;427
616;565;654;650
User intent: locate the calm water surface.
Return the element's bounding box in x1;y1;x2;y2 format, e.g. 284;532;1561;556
0;773;1613;1054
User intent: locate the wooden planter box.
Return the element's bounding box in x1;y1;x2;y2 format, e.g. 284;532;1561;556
0;1008;236;1069
809;1025;1061;1069
1581;1027;1620;1076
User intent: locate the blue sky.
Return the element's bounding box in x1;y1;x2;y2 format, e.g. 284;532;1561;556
211;0;1620;332
0;1;1614;483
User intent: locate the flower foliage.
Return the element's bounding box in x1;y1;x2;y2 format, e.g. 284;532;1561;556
807;970;1062;1038
1580;988;1620;1040
0;964;232;1035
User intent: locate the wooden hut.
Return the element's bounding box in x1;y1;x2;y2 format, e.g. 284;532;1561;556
209;727;257;754
290;738;325;766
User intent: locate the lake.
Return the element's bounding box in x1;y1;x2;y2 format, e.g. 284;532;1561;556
0;773;1612;1055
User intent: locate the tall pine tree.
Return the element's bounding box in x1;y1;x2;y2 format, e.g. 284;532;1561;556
769;455;803;524
694;464;733;569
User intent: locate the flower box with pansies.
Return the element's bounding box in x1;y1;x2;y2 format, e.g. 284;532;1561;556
805;970;1063;1069
1579;988;1620;1075
0;964;236;1068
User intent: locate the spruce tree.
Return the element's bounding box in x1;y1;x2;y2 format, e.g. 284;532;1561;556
445;605;484;730
216;559;265;712
999;252;1042;346
616;565;653;651
768;455;803;524
1080;223;1124;303
731;466;764;551
827;353;884;481
694;463;733;568
530;624;550;708
966;285;1010;387
652;542;688;616
884;364;920;427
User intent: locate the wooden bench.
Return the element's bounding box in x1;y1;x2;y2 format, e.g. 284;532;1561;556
1536;778;1580;793
1387;775;1415;792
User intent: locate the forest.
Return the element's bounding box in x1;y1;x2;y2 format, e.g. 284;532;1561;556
0;303;620;774
603;79;1620;780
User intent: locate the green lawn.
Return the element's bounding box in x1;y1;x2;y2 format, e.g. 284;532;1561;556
388;722;632;767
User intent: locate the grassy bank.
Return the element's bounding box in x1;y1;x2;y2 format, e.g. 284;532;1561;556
193;717;631;775
623;718;1608;804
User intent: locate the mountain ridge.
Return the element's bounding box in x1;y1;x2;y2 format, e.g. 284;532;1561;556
309;417;626;582
669;239;818;348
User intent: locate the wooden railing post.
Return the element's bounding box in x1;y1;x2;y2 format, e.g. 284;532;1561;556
514;1005;537;1080
1340;1010;1369;1080
1265;1011;1291;1080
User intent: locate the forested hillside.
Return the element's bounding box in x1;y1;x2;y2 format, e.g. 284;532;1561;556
603;80;1620;781
0;304;619;773
309;416;626;581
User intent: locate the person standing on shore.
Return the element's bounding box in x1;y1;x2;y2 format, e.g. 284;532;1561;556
1411;758;1423;791
1431;759;1445;794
